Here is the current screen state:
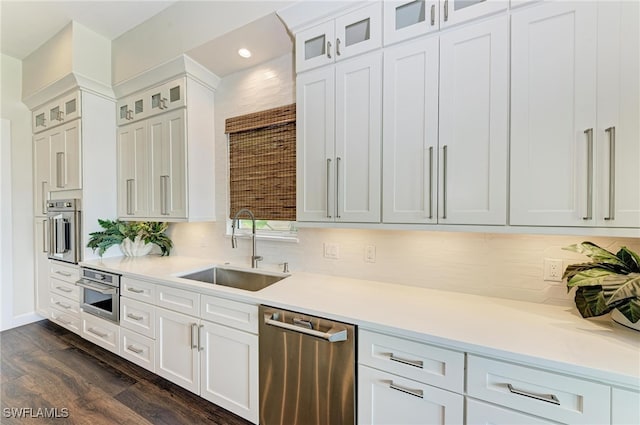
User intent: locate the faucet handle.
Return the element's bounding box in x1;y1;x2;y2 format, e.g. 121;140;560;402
281;262;290;273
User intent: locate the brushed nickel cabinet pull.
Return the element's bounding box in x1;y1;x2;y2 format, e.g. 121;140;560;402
56;286;72;293
507;383;560;405
160;175;170;215
56;270;72;277
426;147;434;219
191;323;198;349
327;41;332;59
390;382;424;398
442;145;448;219
87;328;109;338
127;313;143;321
444;0;449;22
336;38;341;56
390;354;424;369
56;152;65;188
41;181;48;214
604;126;616;221
336;156;341;219
42;219;48;253
583;128;594;220
127;345;143;354
126;179;134;215
431;4;436;26
127;287;144;294
198;325;204;352
326;158;332;218
55;301;71;309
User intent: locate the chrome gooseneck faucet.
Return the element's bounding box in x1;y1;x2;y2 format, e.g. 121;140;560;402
231;208;262;268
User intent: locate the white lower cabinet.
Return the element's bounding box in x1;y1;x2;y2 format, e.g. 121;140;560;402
466;398;557;425
120;327;155;372
81;312;119;354
358;365;464;425
612;387;640;425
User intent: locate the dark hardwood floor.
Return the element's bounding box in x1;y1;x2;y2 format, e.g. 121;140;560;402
0;320;252;425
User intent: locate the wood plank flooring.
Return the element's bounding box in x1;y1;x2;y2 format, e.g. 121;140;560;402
0;320;252;425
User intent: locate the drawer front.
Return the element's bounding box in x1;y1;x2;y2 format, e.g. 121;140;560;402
50;262;79;284
49;277;80;301
466;398;558;425
121;297;155;338
122;277;156;302
359;329;464;392
82;313;119;354
49;307;81;334
49;293;81;316
200;295;258;334
358;364;464;425
120;328;155;372
467;355;610;424
156;285;200;316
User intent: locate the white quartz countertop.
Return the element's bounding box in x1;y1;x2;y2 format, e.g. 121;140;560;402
81;255;640;389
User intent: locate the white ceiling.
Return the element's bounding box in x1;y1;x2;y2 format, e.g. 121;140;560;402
0;0;294;78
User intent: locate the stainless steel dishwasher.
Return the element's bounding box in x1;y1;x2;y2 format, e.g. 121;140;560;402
259;305;356;425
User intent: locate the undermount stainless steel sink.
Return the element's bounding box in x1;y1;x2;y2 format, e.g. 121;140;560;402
178;267;286;292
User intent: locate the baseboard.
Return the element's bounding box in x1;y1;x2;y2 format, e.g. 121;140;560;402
1;312;45;331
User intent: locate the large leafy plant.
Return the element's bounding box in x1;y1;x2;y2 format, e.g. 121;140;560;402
563;242;640;324
87;219;173;256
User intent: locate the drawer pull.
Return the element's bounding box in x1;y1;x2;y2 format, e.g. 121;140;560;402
55;270;72;277
56;286;73;293
127;345;144;354
55;301;71;309
507;383;560;405
389;354;424;369
56;317;72;325
390;382;424;399
127;313;144;321
87;328;109;338
127;287;144;294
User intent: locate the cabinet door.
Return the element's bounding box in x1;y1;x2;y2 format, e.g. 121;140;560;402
296;67;336;222
383;36;439;224
155;308;200;393
117;122;148;217
60;91;81;122
596;1;640;228
33;133;50;215
358;365;464;425
510;2;597;226
296;20;335;73
148;78;186;115
335;52;382;223
200;322;258;423
384;0;439;46
34;218;50;317
612;387;640;425
49;120;82;191
33;109;48;133
466;398;557;425
439;15;508;225
149;110;187;218
335;3;382;60
441;0;507;28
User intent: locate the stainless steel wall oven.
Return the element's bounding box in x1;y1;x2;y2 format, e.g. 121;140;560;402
76;268;120;323
47;199;81;264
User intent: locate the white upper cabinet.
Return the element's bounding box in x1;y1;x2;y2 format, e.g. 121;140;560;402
384;0;439;45
296;3;382;73
383;36;439;223
297;53;382;223
48;119;82;192
117;78;186;126
33;133;50;216
117;121;148;218
510;1;638;228
438;15;508;225
440;0;507;28
32;91;81;133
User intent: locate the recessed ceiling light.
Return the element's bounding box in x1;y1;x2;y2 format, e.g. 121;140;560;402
238;48;252;58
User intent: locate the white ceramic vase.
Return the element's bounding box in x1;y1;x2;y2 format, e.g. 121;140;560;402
611;308;640;332
120;235;153;257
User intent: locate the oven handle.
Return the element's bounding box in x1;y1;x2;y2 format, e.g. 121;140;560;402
76;280;117;295
263;312;347;342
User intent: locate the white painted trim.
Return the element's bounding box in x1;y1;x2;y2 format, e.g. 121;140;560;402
0;119;13;331
6;313;44;331
276;0;367;34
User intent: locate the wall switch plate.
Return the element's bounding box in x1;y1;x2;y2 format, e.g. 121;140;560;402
365;245;376;263
543;258;564;282
323;243;339;259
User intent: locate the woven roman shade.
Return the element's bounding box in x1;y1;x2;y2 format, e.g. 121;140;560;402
226;104;296;221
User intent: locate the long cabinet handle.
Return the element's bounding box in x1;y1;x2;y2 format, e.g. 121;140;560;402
160;175;170;215
507;383;560;405
327;41;332;59
41;181;48;215
442;145;448;219
582;129;594;220
604;126;616;221
390;354;424;369
390;382;424;399
431;4;436;26
264;312;347;342
425;147;433;219
444;0;449;22
126;179;134;215
198;325;204;352
191;323;198;349
127;313;143;321
127;345;144;354
87;328;109;338
42;219;48;253
336;156;341;219
56;152;65;188
326;158;332;218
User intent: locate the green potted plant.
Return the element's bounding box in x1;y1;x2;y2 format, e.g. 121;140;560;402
87;219;173;257
563;242;640;331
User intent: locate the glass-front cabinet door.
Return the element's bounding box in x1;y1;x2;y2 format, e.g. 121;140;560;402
384;0;439;45
440;0;507;28
296;21;336;73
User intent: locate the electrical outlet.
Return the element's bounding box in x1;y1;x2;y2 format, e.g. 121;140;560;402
323;243;339;259
365;245;376;263
543;258;564;282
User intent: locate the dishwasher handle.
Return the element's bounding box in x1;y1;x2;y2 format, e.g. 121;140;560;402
264;312;348;342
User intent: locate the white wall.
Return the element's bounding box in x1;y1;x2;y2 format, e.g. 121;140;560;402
111;1;289;84
1;54;38;330
169;52;640;307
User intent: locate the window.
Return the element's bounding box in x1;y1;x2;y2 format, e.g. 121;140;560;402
226;104;297;238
